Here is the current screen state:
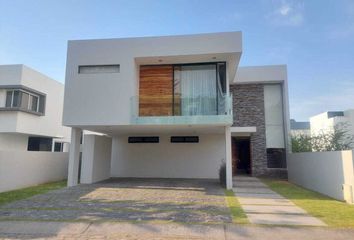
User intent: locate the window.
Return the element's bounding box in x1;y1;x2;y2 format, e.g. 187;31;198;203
267;148;286;168
5;89;44;114
12;90;20;107
264;84;285;148
78;65;120;74
28;137;52;151
173;64;217;116
128;136;159;143
171;136;199;143
5;91;12;107
30;95;39;112
20;92;29;109
54;142;64;152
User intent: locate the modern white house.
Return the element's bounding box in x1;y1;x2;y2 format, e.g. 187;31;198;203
0;64;71;152
310;110;354;137
63;32;290;189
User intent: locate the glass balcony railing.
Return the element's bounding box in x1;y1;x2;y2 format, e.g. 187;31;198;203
130;94;233;125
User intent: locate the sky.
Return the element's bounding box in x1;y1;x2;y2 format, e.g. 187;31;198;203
0;0;353;121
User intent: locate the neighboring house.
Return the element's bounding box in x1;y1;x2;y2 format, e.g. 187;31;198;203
310;110;354;137
290;119;310;136
0;64;71;152
63;32;290;189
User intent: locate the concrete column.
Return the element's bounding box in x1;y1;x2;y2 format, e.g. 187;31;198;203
67;127;82;187
81;135;112;184
225;126;233;189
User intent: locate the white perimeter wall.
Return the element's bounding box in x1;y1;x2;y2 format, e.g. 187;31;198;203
0;133;28;151
0;151;68;193
288;151;354;203
81;134;112;184
111;134;225;179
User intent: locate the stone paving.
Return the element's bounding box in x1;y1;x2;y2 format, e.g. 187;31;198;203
233;176;326;226
0;178;232;224
1;221;354;240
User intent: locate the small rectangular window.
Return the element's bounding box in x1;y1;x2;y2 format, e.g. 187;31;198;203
28;137;53;151
78;65;120;74
30;95;39;112
5;91;12;107
171;136;199;143
54;142;63;152
128;136;159;143
267;148;287;168
38;95;45;114
20;92;29;109
12;90;20;107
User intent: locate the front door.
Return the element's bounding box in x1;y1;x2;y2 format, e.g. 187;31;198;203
232;137;251;175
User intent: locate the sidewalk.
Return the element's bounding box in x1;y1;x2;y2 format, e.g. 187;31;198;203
0;221;353;240
233;176;326;226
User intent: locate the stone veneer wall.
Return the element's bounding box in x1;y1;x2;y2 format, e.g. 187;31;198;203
230;84;287;178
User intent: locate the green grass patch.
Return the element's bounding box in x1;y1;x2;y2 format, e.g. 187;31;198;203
224;190;249;224
262;179;354;228
0;180;66;206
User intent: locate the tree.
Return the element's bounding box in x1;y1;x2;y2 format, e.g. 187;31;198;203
291;133;312;152
291;123;354;152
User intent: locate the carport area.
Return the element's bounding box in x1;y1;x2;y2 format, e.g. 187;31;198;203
0;178;232;224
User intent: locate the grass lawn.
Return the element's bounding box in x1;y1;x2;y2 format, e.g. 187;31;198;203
224;189;249;224
262;179;354;228
0;180;66;206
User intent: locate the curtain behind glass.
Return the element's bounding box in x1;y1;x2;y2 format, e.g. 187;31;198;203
180;65;217;116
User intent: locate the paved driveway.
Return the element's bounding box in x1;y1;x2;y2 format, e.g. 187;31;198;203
0;178;232;224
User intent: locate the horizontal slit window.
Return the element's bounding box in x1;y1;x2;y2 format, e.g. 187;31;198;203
128;136;159;143
171;136;199;143
78;65;120;74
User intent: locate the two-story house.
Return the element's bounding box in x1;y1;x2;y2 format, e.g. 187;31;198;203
0;64;71;152
63;32;290;189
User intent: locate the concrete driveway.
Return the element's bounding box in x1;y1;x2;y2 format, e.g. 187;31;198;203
0;178;232;224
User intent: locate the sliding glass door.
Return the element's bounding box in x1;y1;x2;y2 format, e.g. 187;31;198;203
173;63;226;116
174;64;217;116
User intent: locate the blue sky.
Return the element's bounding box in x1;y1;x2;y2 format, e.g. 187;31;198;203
0;0;353;120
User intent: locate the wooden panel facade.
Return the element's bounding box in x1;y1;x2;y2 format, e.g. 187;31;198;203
139;65;173;116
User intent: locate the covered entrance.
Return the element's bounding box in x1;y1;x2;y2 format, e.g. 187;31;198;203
230;127;256;177
232;137;251;175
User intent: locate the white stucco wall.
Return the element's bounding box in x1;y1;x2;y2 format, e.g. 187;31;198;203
288;151;354;203
0;133;28;151
110;134;225;179
0;151;68;193
81;134;112;184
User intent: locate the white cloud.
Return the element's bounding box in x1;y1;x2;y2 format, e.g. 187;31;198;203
279;5;291;16
266;0;304;27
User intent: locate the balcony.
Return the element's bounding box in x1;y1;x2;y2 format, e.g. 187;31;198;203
130;94;233;125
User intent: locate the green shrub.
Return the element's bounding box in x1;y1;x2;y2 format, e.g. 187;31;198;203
219;162;226;187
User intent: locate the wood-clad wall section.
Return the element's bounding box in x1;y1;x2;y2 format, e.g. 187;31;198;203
139;65;173;116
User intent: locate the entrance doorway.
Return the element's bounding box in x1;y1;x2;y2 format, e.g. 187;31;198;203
232;137;251;175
